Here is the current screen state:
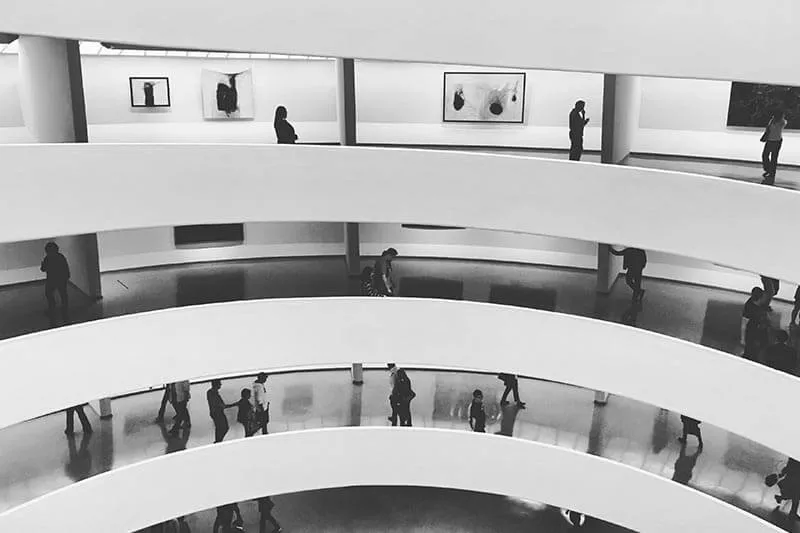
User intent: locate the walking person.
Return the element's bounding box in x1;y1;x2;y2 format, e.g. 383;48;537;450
392;368;415;427
213;503;243;533
743;287;770;361
609;246;647;302
469;389;486;433
373;248;399;296
761;110;788;185
771;458;800;518
274;106;298;144
569;100;590;161
40;241;70;320
169;380;192;434
65;403;93;435
236;388;256;437
207;379;235;443
678;415;703;448
497;373;526;408
387;363;400;425
253;373;270;435
257;496;283;533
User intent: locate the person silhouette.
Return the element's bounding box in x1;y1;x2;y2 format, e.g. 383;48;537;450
274;106;298;144
65;432;93;482
672;440;702;485
609;246;647;302
40;241;70;321
569;100;590;161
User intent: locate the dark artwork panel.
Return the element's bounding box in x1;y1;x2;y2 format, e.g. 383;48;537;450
129;77;170;108
398;277;463;300
700;300;744;352
175;269;246;306
174;224;244;246
726;82;800;128
489;285;557;311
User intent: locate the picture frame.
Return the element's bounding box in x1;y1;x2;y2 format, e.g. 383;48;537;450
129;77;171;108
201;69;255;120
727;82;800;129
442;72;526;124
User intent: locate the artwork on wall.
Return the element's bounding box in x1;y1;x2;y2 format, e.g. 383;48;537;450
727;82;800;129
129;77;171;108
201;69;255;120
174;224;245;247
442;72;526;123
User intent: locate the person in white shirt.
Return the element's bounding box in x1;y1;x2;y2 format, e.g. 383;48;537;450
168;380;191;434
762;110;788;184
252;373;270;435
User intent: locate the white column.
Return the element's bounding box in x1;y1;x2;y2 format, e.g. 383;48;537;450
596;243;623;294
601;74;642;164
18;36;76;142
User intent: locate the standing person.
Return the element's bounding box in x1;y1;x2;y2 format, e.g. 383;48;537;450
257;496;283;533
678;415;703;448
253;373;270;435
169;380;192;434
207;379;235;443
387;363;400;425
65;403;92;435
497;373;526;408
743;287;770;361
274;106;298;144
469;389;486;433
373;248;399;296
568;100;590;161
392;368;416;427
761;110;788;185
609;246;647;302
213;503;243;533
763;330;796;374
236;388;256;437
40;241;70;320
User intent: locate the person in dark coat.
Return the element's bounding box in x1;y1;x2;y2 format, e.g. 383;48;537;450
469;389;486;433
743;287;770;361
274;106;298;144
774;458;800;518
257;496;283;533
568;100;590;161
207;379;235;443
392;368;415;427
609;246;647;302
373;248;399;296
41;241;70;319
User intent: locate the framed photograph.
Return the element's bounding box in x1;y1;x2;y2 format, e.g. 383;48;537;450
727;82;800;129
201;69;255;120
129;77;170;108
443;72;526;123
174;224;245;247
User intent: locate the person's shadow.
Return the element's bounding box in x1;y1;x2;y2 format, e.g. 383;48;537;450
621;300;643;326
494;404;521;437
65;432;93;482
672;441;702;485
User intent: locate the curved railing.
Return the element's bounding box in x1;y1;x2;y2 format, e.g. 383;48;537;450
2;0;799;85
0;297;797;460
0;428;782;533
1;144;798;283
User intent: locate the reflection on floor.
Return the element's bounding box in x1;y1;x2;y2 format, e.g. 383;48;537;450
135;486;633;533
1;370;798;532
0;257;792;361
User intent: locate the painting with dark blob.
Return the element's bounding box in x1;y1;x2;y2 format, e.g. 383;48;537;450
201;69;255;120
727;82;800;129
443;72;526;123
129;77;170;108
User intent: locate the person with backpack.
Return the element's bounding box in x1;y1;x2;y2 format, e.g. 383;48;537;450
768;458;800;518
497;373;526;408
392;368;415;427
609;246;647;302
469;389;486;433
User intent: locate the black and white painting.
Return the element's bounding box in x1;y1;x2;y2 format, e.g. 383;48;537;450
727;82;800;129
201;69;255;120
129;77;170;108
443;72;526;123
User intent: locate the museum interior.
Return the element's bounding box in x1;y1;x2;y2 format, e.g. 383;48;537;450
1;1;800;532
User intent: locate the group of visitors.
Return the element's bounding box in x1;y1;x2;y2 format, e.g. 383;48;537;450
742;284;799;374
210;497;282;533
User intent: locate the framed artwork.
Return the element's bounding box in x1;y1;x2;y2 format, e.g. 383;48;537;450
201;69;255;120
174;224;245;247
727;82;800;129
129;77;170;108
442;72;526;123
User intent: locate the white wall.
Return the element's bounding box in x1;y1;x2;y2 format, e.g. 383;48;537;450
603;75;642;164
356;61;603;150
0;144;797;285
0;298;797;459
0;428;781;533
3;0;800;85
637;76;800;164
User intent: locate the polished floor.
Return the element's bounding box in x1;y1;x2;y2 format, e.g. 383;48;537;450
136;486;633;533
1;369;797;531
